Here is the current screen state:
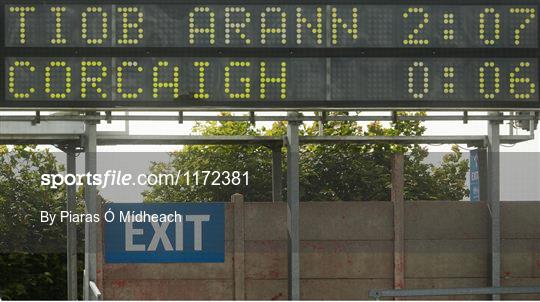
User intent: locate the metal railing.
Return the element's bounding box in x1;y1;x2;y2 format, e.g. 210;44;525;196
369;287;540;300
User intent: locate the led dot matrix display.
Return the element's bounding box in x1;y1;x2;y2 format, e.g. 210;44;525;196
5;57;538;102
5;4;538;47
2;1;539;110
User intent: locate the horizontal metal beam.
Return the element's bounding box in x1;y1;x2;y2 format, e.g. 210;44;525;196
1;134;530;146
98;135;532;146
97;135;282;146
0;113;536;123
369;287;540;299
302;135;492;145
1;0;539;5
0;134;81;144
0;121;85;135
1;100;540;112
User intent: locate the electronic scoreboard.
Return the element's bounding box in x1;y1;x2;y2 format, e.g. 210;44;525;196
1;1;539;110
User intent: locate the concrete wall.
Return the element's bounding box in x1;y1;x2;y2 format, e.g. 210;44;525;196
101;201;540;300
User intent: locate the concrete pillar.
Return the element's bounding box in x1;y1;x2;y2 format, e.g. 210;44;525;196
477;148;488;202
271;146;283;202
488;115;501;300
232;194;245;300
286;112;301;300
66;144;78;300
84;120;98;300
391;153;405;292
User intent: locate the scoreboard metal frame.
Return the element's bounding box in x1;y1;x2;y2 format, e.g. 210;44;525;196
1;0;539;111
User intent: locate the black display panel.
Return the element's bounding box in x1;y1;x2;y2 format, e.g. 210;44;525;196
5;57;538;102
2;1;539;111
4;4;539;48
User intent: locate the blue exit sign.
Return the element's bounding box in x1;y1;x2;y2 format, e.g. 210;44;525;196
104;203;225;263
470;149;481;202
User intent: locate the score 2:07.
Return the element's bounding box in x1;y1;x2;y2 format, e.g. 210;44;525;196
5;5;538;47
403;7;536;46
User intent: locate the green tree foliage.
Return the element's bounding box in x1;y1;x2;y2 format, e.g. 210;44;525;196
0;253;69;300
143;116;275;202
0;145;83;300
0;146;66;252
144;113;469;202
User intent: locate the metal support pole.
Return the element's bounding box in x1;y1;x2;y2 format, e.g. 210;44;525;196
391;154;405;292
477;148;488;202
487;114;501;300
318;112;324;136
286;112;301;300
271;146;283;202
232;194;245;300
83;120;98;300
66;144;78;300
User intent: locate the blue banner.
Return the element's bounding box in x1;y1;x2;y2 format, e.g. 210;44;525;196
470;150;480;202
104;203;224;263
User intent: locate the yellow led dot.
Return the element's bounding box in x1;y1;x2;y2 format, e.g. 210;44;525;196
50;7;69;44
509;8;536;46
296;7;324;45
509;61;535;99
117;7;143;45
81;61;108;98
403;8;429;46
225;61;252;98
407;61;429;99
82;7;108;45
191;62;208;98
330;7;359;45
480;8;501;45
189;7;215;45
9;60;36;98
114;64;133;96
12;7;35;44
260;9;287;45
225;7;252;45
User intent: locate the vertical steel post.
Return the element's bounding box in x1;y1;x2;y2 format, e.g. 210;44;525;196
318;112;324;136
84;120;98;300
66;144;78;300
286;112;301;300
487;114;501;300
271;145;283;202
477;148;488;202
232;193;245;300
391;153;405;291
